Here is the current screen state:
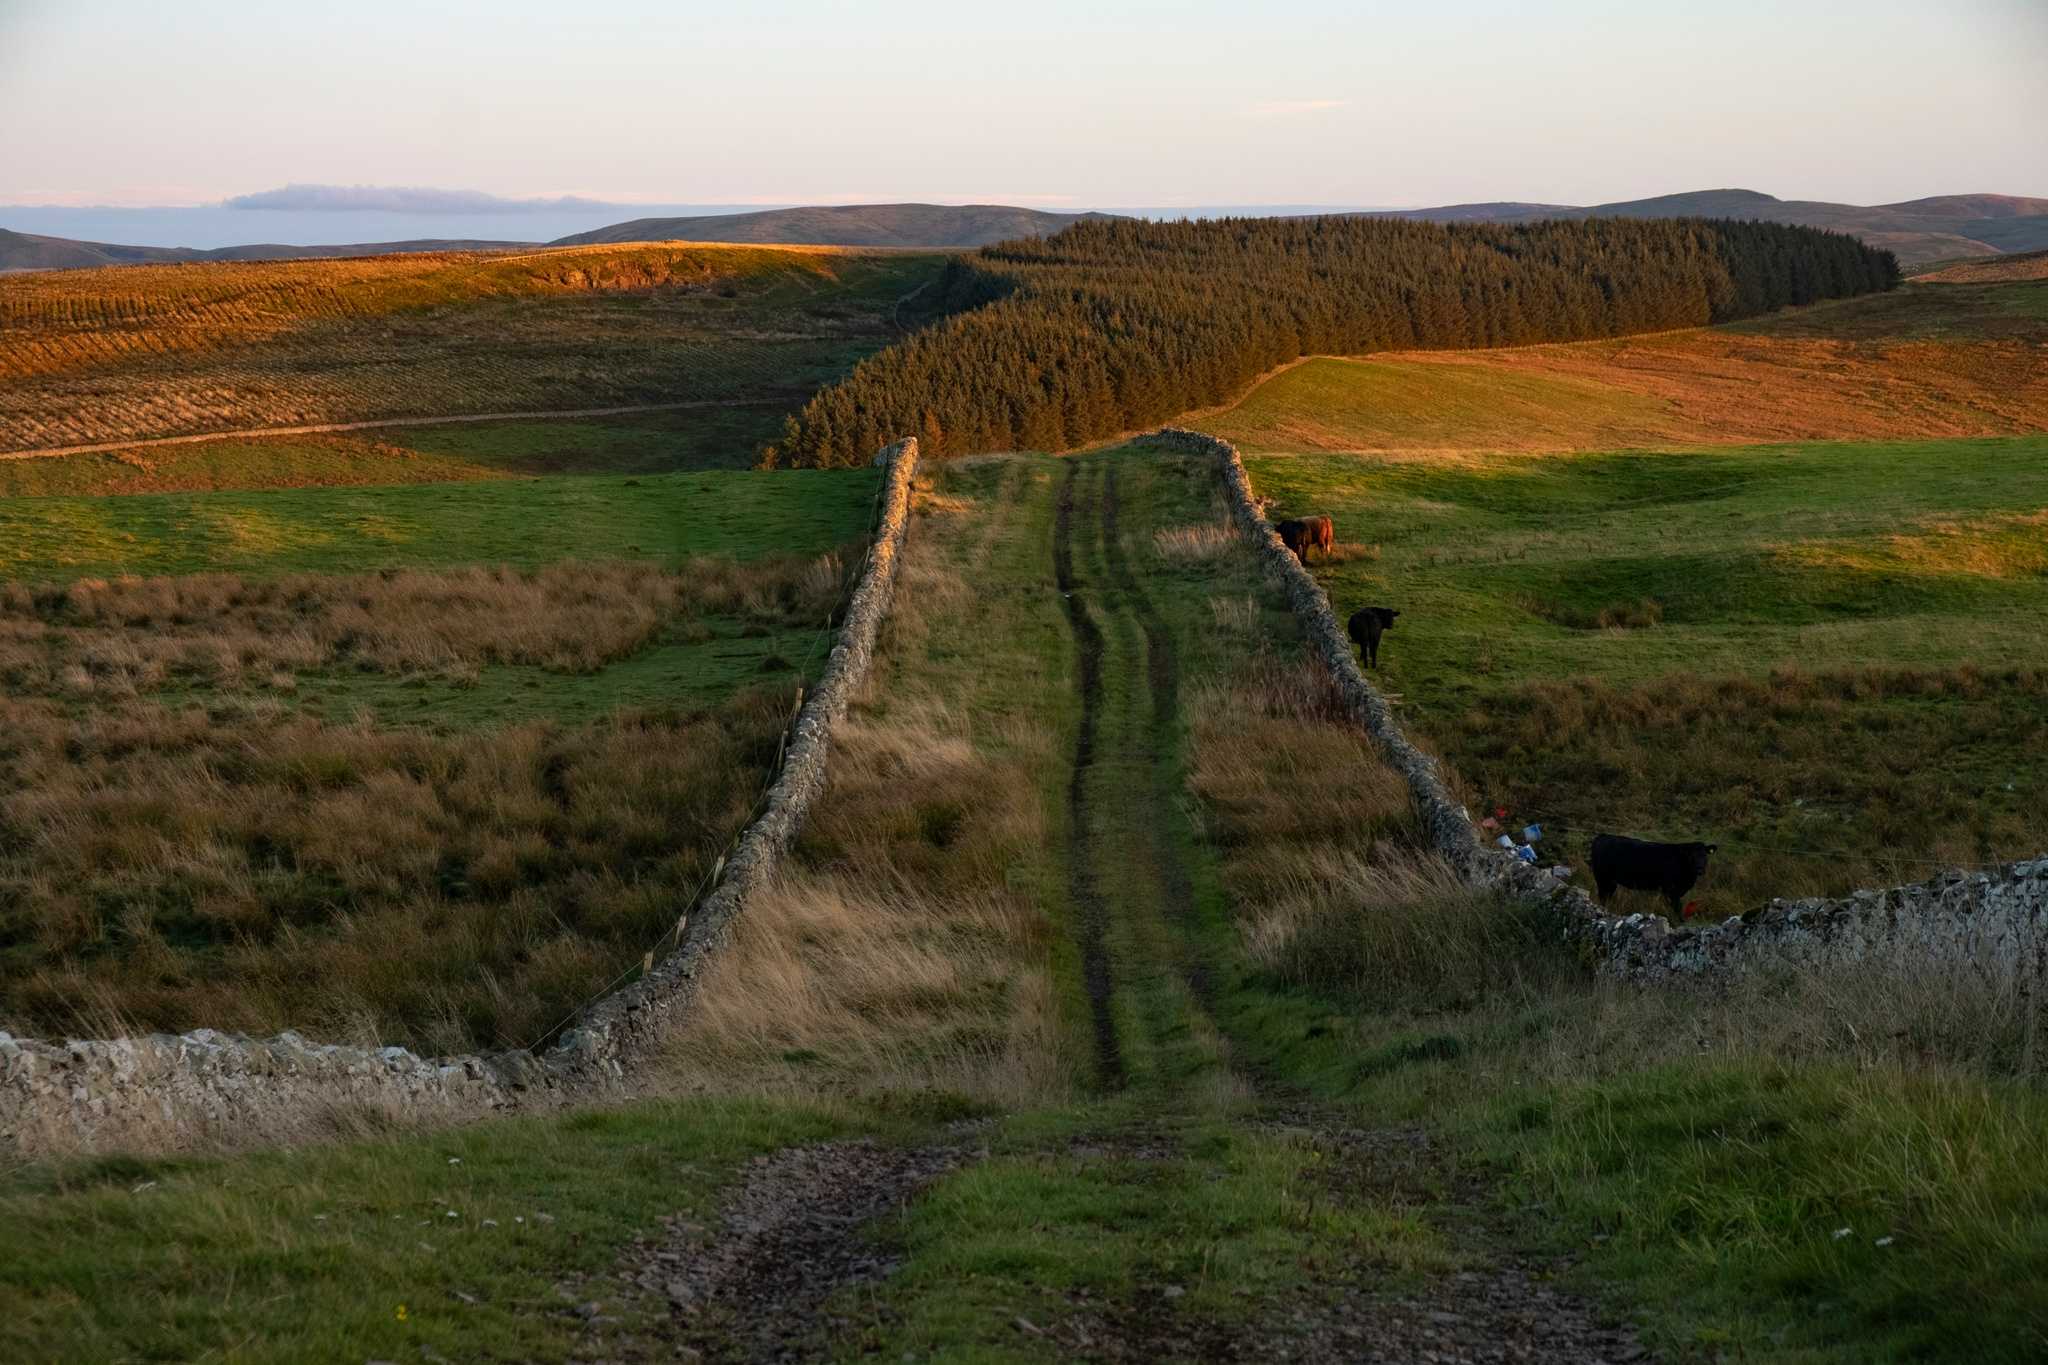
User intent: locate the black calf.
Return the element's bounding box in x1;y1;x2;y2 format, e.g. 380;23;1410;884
1589;834;1716;915
1347;606;1400;669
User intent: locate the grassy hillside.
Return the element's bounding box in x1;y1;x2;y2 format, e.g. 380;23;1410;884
553;201;1118;248
1195;278;2048;915
1919;248;2048;284
0;244;942;452
0;466;874;583
0;226;528;273
1203;280;2048;455
0;408;803;498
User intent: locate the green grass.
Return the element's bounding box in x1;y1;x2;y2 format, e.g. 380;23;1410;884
265;622;830;731
0;406;799;499
0;1097;867;1364
1245;434;2048;909
0;467;879;583
7;444;2047;1362
879;1113;1453;1359
1723;278;2048;339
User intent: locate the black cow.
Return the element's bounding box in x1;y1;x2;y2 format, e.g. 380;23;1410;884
1276;518;1312;563
1347;606;1399;669
1589;834;1716;915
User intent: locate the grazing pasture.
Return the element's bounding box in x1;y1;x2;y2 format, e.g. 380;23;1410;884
1204;281;2048;458
1197;274;2048;915
0;243;941;452
1237;433;2048;915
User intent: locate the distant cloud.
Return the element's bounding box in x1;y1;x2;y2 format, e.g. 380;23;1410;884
225;184;618;213
1245;98;1351;119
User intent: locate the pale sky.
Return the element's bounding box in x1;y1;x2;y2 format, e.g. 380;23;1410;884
3;0;2043;209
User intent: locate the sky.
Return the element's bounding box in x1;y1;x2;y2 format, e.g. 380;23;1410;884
3;0;2043;210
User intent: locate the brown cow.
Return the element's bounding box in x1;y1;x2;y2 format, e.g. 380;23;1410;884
1276;515;1336;563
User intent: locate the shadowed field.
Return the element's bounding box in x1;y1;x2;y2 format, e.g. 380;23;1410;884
0;243;941;454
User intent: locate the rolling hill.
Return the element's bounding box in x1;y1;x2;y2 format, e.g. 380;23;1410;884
1370;189;2048;265
0;226;525;273
550;201;1120;249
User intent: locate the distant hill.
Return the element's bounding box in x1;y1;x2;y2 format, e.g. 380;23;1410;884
1369;190;2048;265
552;203;1120;249
0;228;528;273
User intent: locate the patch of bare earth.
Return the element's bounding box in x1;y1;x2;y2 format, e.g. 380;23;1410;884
563;1138;978;1363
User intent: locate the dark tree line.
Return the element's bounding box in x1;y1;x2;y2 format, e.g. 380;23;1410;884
762;215;1898;467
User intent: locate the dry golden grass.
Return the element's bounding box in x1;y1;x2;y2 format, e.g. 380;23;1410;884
1150;519;1241;561
0;554;851;696
1917;251;2048;284
0;689;792;1054
0;551;857;1053
663;473;1068;1104
0;243;931;450
1186;649;1420;916
1205;286;2048;458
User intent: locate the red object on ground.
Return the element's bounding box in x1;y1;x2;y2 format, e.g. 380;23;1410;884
1493;806;1509;821
1682;901;1700;919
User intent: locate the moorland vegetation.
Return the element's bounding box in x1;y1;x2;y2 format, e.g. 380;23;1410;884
0;243;940;452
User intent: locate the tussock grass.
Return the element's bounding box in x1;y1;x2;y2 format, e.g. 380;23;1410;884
1182;632;2048;1359
665;466;1068;1105
0;556;837;688
1150;519;1240;561
1449;664;2048;915
0;550;859;1053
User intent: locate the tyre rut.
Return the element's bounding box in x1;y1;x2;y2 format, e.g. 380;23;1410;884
1053;459;1127;1090
1097;461;1219;1017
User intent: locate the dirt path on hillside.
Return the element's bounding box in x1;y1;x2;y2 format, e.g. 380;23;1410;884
0;399;752;462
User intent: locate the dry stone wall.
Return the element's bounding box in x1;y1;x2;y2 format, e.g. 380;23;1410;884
0;438;921;1158
1158;426;2048;991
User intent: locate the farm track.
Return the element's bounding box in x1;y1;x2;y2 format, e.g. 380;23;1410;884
574;449;1651;1360
1098;461;1219;1019
0;399;746;462
1053;459;1127;1090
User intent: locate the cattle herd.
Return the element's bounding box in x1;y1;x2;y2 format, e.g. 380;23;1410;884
1281;508;1718;916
